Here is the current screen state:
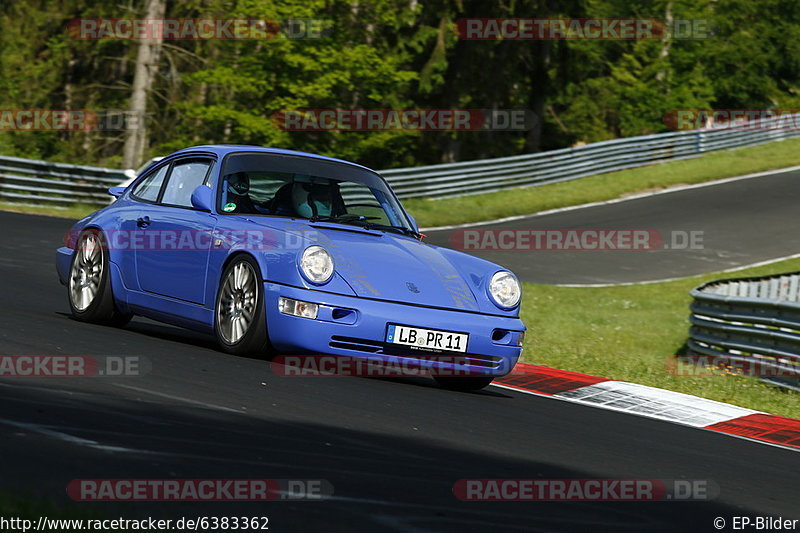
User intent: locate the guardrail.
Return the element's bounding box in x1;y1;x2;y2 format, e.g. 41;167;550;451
0;154;127;207
380;121;800;199
688;272;800;391
2;115;799;208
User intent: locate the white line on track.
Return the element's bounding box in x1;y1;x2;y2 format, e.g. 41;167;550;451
114;383;246;414
0;416;315;463
421;165;800;232
0;417;99;446
0;416;148;454
551;252;800;287
0;415;470;479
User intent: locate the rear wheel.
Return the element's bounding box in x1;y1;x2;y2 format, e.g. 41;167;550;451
68;229;132;326
433;375;494;391
214;255;272;357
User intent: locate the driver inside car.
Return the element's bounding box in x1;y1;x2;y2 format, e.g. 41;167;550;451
222;172;269;214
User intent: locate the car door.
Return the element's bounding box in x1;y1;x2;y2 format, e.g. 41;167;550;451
134;157;216;304
114;163;171;289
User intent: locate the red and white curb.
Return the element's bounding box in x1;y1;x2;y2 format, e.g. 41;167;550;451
493;363;800;451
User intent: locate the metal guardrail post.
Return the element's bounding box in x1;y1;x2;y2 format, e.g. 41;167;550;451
687;273;800;391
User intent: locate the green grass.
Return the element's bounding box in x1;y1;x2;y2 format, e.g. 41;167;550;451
0;201;97;220
0;492;119;532
518;257;800;419
405;137;800;228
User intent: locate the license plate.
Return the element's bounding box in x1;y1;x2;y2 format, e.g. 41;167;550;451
386;324;468;353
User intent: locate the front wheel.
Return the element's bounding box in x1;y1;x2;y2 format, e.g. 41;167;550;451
214;255;272;357
433;375;494;391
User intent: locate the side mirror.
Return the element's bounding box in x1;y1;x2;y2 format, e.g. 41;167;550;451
190;185;214;212
108;186;126;198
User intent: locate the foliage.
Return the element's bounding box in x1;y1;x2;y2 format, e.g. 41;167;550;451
0;0;798;169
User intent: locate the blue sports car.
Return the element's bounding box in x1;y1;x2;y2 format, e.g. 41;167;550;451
56;146;525;390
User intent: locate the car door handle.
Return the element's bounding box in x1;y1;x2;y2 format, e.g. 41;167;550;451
136;216;151;228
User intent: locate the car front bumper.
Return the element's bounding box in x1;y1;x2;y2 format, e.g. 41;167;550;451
263;283;525;377
56;247;72;285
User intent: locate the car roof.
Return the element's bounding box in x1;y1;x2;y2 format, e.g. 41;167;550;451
172;145;375;173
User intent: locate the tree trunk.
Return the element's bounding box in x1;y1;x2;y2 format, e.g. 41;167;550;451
122;0;166;169
525;39;551;152
656;1;673;82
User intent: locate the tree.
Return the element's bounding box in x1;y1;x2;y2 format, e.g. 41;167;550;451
122;0;166;168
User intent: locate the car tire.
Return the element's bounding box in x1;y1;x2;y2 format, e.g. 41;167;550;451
68;229;132;327
433;375;494;391
214;255;273;358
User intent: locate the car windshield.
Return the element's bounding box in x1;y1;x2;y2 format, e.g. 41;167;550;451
218;152;415;235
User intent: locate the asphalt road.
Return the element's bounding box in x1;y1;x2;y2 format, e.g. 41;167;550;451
0;209;798;531
425;170;800;284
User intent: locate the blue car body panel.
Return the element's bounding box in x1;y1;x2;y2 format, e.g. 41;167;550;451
56;145;525;377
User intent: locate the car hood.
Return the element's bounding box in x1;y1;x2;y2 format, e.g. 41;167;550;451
245;218;516;316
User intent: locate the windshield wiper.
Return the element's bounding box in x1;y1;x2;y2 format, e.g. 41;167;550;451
309;214;382;229
307;216;420;238
366;223;422;239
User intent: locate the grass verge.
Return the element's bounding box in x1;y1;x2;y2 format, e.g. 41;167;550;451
519;257;800;419
405;137;800;228
0;201;98;220
0;492;115;532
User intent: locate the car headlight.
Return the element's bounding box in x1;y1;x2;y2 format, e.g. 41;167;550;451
488;271;521;308
300;245;334;284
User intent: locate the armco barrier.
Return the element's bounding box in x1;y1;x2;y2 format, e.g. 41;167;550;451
688;272;800;391
2;114;799;207
379;117;800;199
0;154;127;207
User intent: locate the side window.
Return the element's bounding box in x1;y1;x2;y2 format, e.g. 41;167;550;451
161;160;213;208
131;165;168;202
